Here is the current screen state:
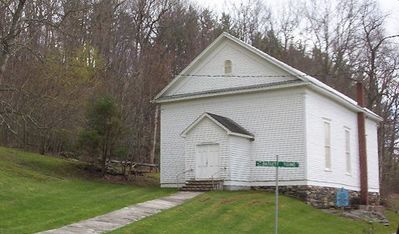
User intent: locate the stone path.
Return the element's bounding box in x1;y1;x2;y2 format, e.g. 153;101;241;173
38;191;202;234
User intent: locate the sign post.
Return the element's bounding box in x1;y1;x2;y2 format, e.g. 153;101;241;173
255;158;299;234
275;155;279;234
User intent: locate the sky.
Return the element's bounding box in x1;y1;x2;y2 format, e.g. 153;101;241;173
194;0;399;37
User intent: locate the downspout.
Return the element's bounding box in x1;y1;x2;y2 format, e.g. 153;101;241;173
356;82;368;205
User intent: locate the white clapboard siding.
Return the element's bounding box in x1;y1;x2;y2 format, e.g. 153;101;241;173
305;89;379;192
160;87;307;187
366;118;380;192
183;118;229;181
229;135;251;183
163;39;297;97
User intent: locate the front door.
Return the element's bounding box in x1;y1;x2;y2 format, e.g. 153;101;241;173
195;144;220;179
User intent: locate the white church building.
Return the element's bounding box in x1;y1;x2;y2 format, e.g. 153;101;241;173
153;33;381;207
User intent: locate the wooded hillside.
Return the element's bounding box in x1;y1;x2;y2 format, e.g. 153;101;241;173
0;0;397;195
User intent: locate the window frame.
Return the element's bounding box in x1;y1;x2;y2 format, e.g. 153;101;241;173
224;60;232;74
323;120;332;171
344;127;351;175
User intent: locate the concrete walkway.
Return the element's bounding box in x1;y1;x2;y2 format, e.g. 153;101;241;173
38;191;202;234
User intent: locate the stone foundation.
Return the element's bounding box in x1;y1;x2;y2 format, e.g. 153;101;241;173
252;185;380;208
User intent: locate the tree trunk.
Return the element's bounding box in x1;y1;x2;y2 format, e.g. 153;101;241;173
150;105;159;165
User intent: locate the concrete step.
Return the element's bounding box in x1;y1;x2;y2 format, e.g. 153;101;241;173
185;180;222;185
182;186;214;190
183;185;214;188
180;180;223;192
184;183;219;186
185;180;222;184
180;188;211;192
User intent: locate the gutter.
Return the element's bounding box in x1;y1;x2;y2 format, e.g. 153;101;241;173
152;81;307;104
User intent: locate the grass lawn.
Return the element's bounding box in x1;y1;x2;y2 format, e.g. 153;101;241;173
0;147;174;234
112;191;399;234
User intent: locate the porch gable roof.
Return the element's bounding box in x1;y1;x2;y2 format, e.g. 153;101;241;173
181;112;254;140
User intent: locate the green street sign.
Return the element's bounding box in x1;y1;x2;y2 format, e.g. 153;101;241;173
256;161;299;168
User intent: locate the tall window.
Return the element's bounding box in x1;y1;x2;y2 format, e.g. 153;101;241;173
324;121;331;170
345;128;351;174
224;60;232;74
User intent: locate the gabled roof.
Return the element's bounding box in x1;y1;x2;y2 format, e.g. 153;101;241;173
181;112;254;140
154;32;382;122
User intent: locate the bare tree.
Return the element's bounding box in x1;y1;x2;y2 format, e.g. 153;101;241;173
355;0;399;195
0;0;27;76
